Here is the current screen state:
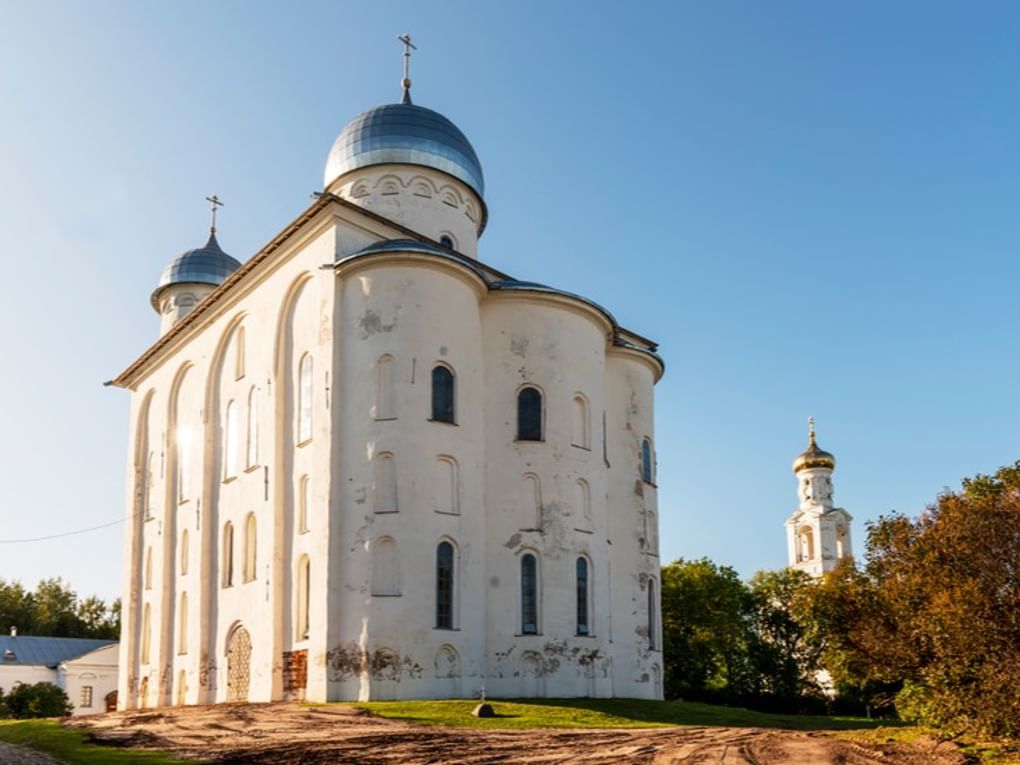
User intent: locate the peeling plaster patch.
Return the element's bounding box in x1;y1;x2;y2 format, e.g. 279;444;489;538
354;487;367;504
325;644;423;683
358;310;396;338
510;336;529;358
504;532;522;549
634;480;644;498
639;672;650;683
489;576;500;587
439;345;448;356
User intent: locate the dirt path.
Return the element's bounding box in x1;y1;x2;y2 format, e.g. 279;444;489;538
0;741;64;765
66;702;967;765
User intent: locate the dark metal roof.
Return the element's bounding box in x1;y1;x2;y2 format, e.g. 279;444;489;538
351;238;447;258
324;102;485;200
151;231;242;308
0;636;115;668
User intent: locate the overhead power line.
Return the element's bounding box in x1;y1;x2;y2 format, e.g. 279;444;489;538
0;510;143;544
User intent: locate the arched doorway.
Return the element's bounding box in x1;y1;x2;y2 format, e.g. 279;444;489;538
226;625;252;702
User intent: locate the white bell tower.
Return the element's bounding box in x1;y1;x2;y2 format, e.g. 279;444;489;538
785;418;853;577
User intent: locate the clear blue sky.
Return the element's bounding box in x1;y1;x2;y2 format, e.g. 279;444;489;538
2;1;1019;603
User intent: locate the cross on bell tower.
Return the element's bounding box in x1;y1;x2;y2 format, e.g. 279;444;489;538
397;33;417;105
205;194;224;235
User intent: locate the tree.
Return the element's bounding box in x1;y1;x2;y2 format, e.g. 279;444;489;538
660;558;755;700
0;578;119;639
0;580;34;635
2;682;73;718
805;462;1020;736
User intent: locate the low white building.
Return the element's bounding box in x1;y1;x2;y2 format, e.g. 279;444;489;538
112;53;664;708
0;634;118;715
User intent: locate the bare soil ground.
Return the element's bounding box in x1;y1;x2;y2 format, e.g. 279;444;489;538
65;702;968;765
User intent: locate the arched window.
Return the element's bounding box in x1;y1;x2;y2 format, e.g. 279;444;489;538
144;547;153;590
298;474;310;533
180;530;189;576
375;355;395;420
222;522;234;588
836;525;848;559
648;577;658;650
641;437;654;483
141;603;151;665
522;474;542;528
374;453;397;513
572;395;590;449
177;427;191;501
520;553;539;634
224;400;238;478
243;513;257;583
234;326;246;380
296;555;310;640
371;537;400;596
436;541;455;629
439;234;454;249
434;457;459;514
431;365;455;424
178;592;188;655
297;353;313;444
798;526;815;562
576;557;590;636
517;387;543;441
246;386;258;468
575;479;591;525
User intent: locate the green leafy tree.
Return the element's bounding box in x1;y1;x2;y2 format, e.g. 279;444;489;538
3;682;73;718
0;580;35;635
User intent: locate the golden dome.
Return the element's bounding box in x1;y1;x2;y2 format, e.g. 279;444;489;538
792;418;836;473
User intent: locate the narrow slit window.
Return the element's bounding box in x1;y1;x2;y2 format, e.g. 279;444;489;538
224;400;238;478
576;557;590;636
641;438;654;483
246;386;259;467
297;353;313;443
648;578;657;650
521;553;538;634
431;365;455;423
222;522;234;588
243;513;257;583
296;556;310;640
436;541;454;629
517;387;543;441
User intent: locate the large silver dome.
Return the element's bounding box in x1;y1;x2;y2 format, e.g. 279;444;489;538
151;232;241;308
324;102;485;200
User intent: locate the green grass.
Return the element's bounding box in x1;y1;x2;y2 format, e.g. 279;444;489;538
0;719;196;765
351;697;892;731
837;726;1020;764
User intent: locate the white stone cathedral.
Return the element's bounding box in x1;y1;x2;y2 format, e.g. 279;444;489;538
785;420;853;576
112;55;664;708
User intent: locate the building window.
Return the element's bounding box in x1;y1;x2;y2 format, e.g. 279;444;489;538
641;437;654;484
517;387;543;441
436;541;455;629
246;386;259;468
178;592;188;655
521;553;538;634
234;325;246;380
431;365;455;424
296;555;310;640
80;685;93;708
177;427;191;501
141;603;151;665
222;522;234;588
648;577;657;650
439;234;454;249
576;479;591;525
522;474;542;528
298;474;310;533
180;530;189;576
576;557;590;636
297;353;313;444
572;394;590;449
434;456;459;515
224;400;238;478
144;546;153;590
243;513;257;583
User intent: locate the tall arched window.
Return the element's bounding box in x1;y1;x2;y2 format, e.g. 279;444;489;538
180;530;189;576
641;437;654;484
298;474;310;533
371;537;400;596
375;355;395;420
572;394;590;449
297;353;313;444
521;553;539;634
222;522;234;588
575;479;591;525
178;592;189;655
141;603;151;664
434;457;458;515
296;555;310;640
234;326;246;380
243;513;257;583
431;365;455;424
436;541;455;629
522;474;542;528
576;557;590;636
144;547;153;590
177;427;191;500
246;386;259;468
517;387;543;441
648;577;657;650
374;453;397;513
224;400;238;478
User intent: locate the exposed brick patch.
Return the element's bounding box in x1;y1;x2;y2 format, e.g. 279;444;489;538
282;650;308;700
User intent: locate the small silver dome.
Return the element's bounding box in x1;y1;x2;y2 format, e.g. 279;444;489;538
324;102;485;200
151;232;241;309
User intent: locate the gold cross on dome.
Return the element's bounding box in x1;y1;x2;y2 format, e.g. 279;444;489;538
397;33;417;102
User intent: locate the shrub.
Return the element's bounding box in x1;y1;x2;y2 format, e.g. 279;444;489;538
3;682;73;718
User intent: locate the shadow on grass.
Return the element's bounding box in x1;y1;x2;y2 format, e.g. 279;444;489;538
519;697;899;732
